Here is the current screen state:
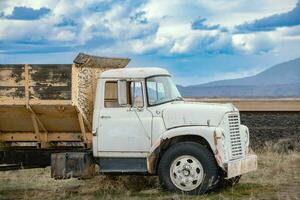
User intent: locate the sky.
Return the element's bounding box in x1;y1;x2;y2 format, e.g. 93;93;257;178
0;0;300;86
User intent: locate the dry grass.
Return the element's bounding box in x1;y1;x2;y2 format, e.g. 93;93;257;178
0;151;300;200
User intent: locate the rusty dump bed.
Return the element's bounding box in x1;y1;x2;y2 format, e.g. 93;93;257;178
0;53;129;150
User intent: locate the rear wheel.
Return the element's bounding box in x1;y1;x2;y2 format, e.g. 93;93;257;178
158;142;218;195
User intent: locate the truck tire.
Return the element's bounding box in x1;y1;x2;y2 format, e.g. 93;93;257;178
158;142;218;195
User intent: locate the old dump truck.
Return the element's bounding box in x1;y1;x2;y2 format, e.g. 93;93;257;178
0;53;257;195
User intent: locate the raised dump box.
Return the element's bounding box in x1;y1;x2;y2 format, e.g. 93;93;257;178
0;53;129;149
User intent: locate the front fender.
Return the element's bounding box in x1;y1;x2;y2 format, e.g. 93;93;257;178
147;126;219;174
162;126;216;151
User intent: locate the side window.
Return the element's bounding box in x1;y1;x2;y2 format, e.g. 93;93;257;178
131;81;144;108
147;81;157;105
157;82;166;100
146;78;168;105
104;81;120;108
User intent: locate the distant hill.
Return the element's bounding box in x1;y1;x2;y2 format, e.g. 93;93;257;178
178;58;300;97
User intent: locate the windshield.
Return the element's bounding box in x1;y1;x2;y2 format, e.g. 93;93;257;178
146;76;182;106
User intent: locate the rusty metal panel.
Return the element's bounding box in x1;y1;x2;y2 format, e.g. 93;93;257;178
0;53;128;149
73;67;109;124
0;65;25;101
72;53;130;124
0;64;72;102
0;87;25;101
29;64;72;100
0;65;24;86
51;152;95;179
74;52;130;68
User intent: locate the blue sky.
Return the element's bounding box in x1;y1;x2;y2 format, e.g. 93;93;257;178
0;0;300;85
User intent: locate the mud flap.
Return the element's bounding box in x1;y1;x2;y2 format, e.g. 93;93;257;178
51;152;95;179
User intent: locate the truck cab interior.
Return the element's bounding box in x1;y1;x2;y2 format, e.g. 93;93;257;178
104;80;143;108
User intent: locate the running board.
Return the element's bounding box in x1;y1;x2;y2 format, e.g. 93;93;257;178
97;157;148;175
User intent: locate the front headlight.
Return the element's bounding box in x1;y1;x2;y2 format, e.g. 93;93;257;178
240;125;250;153
215;128;229;161
220;131;229;161
245;129;249;146
221;132;226;150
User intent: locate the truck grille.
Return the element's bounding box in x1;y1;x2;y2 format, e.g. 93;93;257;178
228;114;243;159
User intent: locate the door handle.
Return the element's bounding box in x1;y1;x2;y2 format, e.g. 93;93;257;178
100;115;111;119
92;128;98;136
127;107;144;112
136;107;144;112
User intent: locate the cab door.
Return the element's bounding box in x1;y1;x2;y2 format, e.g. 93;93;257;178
97;80;152;154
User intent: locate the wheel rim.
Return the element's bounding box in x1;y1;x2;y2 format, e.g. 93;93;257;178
169;155;204;191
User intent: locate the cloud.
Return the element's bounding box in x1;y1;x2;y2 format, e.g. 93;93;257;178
130;11;148;24
236;1;300;32
55;18;77;27
3;6;50;20
0;0;298;58
119;21;233;55
0;0;299;86
232;33;275;54
169;30;232;54
191;17;224;31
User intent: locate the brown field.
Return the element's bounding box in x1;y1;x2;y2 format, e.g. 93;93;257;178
0;150;300;200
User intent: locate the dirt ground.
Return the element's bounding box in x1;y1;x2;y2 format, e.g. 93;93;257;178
0;151;299;200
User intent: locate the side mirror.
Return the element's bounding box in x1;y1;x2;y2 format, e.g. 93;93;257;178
117;80;127;106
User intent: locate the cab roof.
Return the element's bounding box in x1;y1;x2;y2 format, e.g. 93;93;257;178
99;67;170;79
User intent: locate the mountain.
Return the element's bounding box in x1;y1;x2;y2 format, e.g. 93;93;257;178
178;58;300;97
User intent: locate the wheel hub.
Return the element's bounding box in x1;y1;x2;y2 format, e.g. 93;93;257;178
169;155;204;191
182;169;190;176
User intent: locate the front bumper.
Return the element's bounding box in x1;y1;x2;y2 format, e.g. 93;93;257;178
226;154;257;179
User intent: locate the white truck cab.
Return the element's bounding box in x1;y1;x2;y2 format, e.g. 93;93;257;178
92;67;257;194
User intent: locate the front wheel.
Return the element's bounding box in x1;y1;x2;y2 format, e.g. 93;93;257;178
158;142;218;195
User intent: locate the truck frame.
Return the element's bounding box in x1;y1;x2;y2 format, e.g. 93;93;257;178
0;53;257;195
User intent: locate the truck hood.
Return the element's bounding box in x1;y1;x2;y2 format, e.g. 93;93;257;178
162;102;236;129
